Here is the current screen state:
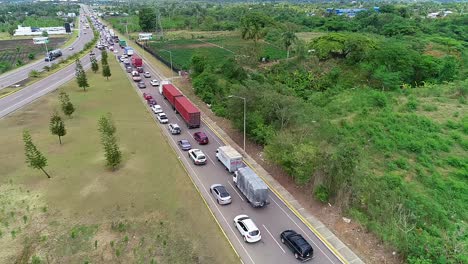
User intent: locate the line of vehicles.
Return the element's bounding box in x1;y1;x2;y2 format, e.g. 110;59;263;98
90;14;316;262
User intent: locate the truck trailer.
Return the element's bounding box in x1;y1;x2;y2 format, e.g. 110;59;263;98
162;83;182;109
216;146;244;173
131;56;143;67
124;46;134;56
233;167;269;207
174;96;201;128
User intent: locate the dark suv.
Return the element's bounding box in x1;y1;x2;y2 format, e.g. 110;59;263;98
193;132;209;145
280;230;313;261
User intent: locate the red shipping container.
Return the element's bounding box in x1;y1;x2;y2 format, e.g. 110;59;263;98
174;96;201;128
162;84;183;109
131;56;143;67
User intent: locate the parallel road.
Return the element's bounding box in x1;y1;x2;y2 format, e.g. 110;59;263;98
112;42;346;264
0;5;93;90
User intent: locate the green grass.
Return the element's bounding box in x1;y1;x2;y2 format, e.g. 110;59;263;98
147;36;286;70
0;57;238;263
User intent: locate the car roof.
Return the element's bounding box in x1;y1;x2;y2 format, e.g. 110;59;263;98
214;185;229;195
180;139;190;144
195;132;206;136
241;218;258;231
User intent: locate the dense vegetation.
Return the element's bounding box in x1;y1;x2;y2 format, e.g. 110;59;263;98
102;2;467;263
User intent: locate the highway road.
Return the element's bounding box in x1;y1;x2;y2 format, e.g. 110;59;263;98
0;5;94;90
0;11;348;263
110;35;345;264
0;6;97;118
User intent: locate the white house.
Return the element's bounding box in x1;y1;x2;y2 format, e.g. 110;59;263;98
14;25;67;36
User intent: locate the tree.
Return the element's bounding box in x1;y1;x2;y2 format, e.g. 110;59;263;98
49;112;66;144
41;30;48;37
59;90;75;118
28;53;35;60
282;31;297;59
101;50;108;66
98;113;116;136
7;25;15;37
98;114;121;170
240;12;270;46
102;133;122;170
75;59;89;91
29;70;39;78
138;7;157;32
91;56;99;73
23;130;50;178
102;64;111;80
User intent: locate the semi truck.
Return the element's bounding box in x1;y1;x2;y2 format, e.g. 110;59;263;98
119;40;126;48
124;46;134;56
233;167;269;208
174;96;201;128
216;146;244;173
162;83;182;109
131;55;143;67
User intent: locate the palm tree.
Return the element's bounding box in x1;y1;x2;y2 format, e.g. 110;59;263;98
282;31;298;59
240;13;267;46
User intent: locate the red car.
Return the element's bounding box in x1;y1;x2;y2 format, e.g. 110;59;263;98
193;132;209;145
143;93;153;100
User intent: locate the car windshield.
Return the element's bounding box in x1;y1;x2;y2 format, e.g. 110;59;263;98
198;155;206;160
249;230;259;236
217;187;229;197
181;140;189;145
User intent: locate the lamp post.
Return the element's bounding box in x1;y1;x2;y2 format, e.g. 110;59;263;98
228;95;246;152
160;49;173;78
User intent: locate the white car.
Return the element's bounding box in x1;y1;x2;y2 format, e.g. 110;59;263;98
150;79;160;86
168;123;181;135
157;113;168;124
188;149;207;165
151;104;163;114
234;215;261;243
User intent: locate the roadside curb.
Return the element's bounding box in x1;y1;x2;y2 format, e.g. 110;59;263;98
201;115;364;264
0;88;20;99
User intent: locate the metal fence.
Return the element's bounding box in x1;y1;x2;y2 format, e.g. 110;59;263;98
134;41;182;74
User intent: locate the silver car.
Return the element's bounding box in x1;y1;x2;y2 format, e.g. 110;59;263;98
210;184;232;205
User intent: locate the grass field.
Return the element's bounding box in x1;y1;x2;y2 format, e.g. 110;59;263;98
147;36;286;70
0;57;238;263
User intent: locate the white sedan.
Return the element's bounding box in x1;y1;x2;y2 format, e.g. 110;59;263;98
234;215;261;243
151;104;163;114
188;149;207;165
157;113;168;124
150;79;160;86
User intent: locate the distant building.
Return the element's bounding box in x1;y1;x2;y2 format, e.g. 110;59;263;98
326;7;379;18
427;10;454;19
14;25;67;36
67;13;76;17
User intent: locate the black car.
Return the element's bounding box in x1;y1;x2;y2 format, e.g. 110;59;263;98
280;230;313;261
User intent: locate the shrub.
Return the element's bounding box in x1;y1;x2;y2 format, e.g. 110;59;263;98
422;104;438;112
314;185;330;202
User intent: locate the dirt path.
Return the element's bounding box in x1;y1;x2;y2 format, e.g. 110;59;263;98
174;76;403;264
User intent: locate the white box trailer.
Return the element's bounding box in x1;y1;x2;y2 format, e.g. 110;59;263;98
216;146;243;173
233;167;269;207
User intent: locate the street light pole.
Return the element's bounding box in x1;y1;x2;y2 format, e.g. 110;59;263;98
228;95;246;152
161;49;173;78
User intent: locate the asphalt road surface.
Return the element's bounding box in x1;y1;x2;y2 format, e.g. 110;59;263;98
112;43;345;264
0;6;97;118
0;5;94;90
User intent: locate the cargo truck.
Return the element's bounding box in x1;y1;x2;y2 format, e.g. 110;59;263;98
119;40;126;48
162;83;182;109
233;167;269;207
131;56;143;67
124;47;134;56
174;96;201;128
158;80;171;94
216;146;244;173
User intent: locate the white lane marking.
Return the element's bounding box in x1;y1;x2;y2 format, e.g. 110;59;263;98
269;196;337;263
203;126;223;146
262;224;285;253
206;153;216;165
160;117;256;264
228;181;244;201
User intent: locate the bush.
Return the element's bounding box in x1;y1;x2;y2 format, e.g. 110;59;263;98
314;185;330;202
